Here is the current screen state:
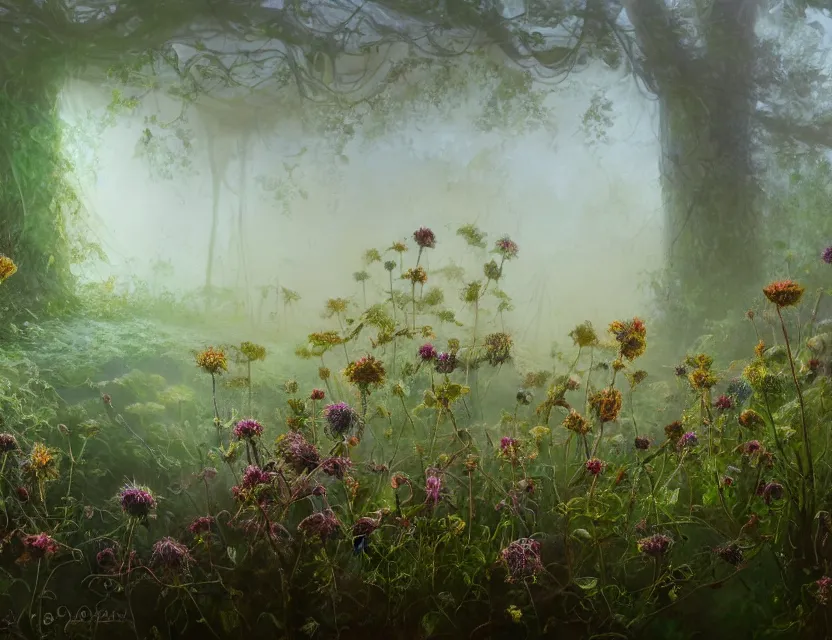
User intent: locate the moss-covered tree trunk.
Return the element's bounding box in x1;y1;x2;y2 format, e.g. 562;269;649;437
0;64;75;316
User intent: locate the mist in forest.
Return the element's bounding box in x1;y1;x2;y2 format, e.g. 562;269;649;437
58;59;663;358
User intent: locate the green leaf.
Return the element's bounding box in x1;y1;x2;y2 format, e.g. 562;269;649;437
574;576;598;591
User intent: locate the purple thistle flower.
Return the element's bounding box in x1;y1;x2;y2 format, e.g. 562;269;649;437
822;246;832;264
277;431;321;473
742;440;762;455
500;538;542;583
242;465;271;489
0;433;18;453
759;481;784;505
321;456;352;480
323;402;359;438
119;484;156;519
151;537;193;572
677;431;698;449
418;343;437;361
413;227;436;249
233;418;264;440
188;516;215;535
298;508;341;540
425;473;442;505
637;533;673;557
495;235;519;260
23;533;59;559
500;436;518;451
434;351;457;374
714;394;733;411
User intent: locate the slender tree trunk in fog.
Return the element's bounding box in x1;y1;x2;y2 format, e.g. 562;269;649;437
624;0;760;351
236;135;253;324
205;133;221;297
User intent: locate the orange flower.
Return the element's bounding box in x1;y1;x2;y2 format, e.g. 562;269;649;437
763;279;804;308
590;388;623;423
196;347;227;374
0;255;18;283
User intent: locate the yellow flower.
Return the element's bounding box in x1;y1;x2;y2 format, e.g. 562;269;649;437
0;255;18;283
529;425;551;444
506;605;523;623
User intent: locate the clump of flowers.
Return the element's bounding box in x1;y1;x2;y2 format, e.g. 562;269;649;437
413;227;436;249
23;442;59;484
0;433;18;453
637;533;672;557
310;388;326;400
823;246;832;265
529;425;550;445
763;279;805;308
418;343;437;361
321;456;352;480
589;388;623;423
484;332;512;366
323;402;360;438
562;410;590;435
277;431;321;473
403;266;428;285
494;236;519;260
499;437;521;464
239;341;266;362
677;431;698;450
569;321;599;348
233;418;264;440
585;457;605;475
241;465;271;489
119;483;156;520
500;538;542;583
151;537;193;573
344;355;387;391
21;533;59;561
196;347;227;374
435;352;458;374
609;317;647;360
714;394;733;411
298;509;341;541
0;255;18;283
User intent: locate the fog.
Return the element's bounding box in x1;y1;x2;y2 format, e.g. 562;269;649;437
58;58;663;357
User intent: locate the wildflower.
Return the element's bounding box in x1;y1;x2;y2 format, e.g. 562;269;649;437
500;538;542;583
817;576;832;604
563;410;590;435
494;236;519;260
529;425;550;444
413;227;436;249
759;481;784;505
609;318;647;361
664;421;684;440
240;341;266;362
97;547;118;572
637;533;672;557
418;343;437;361
403;266;428;285
677;431;698;449
714;394;734;411
384;260;396;272
627;370;648;388
499;437;520;464
722;475;734;487
320;456;352;480
391;241;408;254
323;402;360;437
120;484;156;519
298;509;341;541
325;298;349;316
483;260;502;281
309;331;343;349
763;279;805;308
742;440;763;456
151;537;193;572
189;516;214;535
0;255;18;283
425;472;442;505
16;487;28;502
284;379;299;394
823;246;832;265
196;347;227;374
233;418;264;440
310;388;326;400
634;436;650;450
589;388;623;423
277;431;321;473
318;367;331;380
461;280;483;304
726;378;752;405
715;543;744;567
22;533;59;559
241;465;271;489
523;370;549;388
0;433;18;453
484;332;512;366
434;351;458;374
688;367;718;390
755;340;766;358
364;248;382;264
506;605;523;623
344;355;386;390
585;457;605;476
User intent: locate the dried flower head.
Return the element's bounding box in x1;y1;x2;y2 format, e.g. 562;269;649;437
344;355;387;390
413;227;436;249
0;255;18;283
0;433;19;453
353;270;370;283
151;537;193;572
242;465;271;489
240;341;266;362
22;533;59;560
277;431;321;473
677;431;698;449
403;266;428;285
120;484;156;519
608;318;647;360
391;241;408;254
562;410;590;435
495;236;519;260
759;481;784;505
763;279;805;308
298;509;341;540
634;436;650;450
310;388;326;401
664;421;684;440
25;442;58;480
516;388;533;405
688;367;718;390
318;367;331;381
714;394;734;411
323;402;360;438
823;246;832;265
569;321;598;348
500;538;542;583
585;457;605;476
189;516;215;535
742;440;763;456
383;259;397;272
233;418;264;440
484;332;512;366
321;456;352;480
196;347;227;374
638;533;672;557
364;248;382;264
589;388;623;423
434;351;458;374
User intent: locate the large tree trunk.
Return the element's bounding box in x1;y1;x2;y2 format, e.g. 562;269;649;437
625;0;760;354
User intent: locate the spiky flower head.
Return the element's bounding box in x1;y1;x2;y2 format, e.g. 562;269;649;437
688;367;718;390
353;270;370;283
413;227;436;249
189;516;215;535
241;465;271;489
321;456;352;479
529;425;551;444
759;481;784;504
494;236;519;260
677;431;698;449
22;533;59;560
763;279;805;308
742;440;763;455
738;409;765;429
364;248;382;264
233;418;264;440
119;483;156;519
637;533;672;557
24;442;58;480
664;421;684;440
323;402;360;438
0;433;19;453
608;318;647;361
276;431;321;473
562;410;590;435
310;388;326;400
435;351;458;374
391;241;408;253
499;436;520;463
425;473;442;505
196;347;227;374
500;538;542;583
570;321;599;348
589;388;623;423
151;537;193;573
0;255;18;283
714;394;734;411
585;457;605;476
823;246;832;265
418;343;437;361
383;260;397;272
344;355;386;390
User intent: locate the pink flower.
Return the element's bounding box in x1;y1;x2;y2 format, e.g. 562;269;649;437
585;458;605;476
233;418;264;440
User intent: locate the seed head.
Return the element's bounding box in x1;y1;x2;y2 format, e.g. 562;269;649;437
763;279;805;308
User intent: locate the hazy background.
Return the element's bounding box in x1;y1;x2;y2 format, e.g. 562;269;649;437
57;57;663;355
